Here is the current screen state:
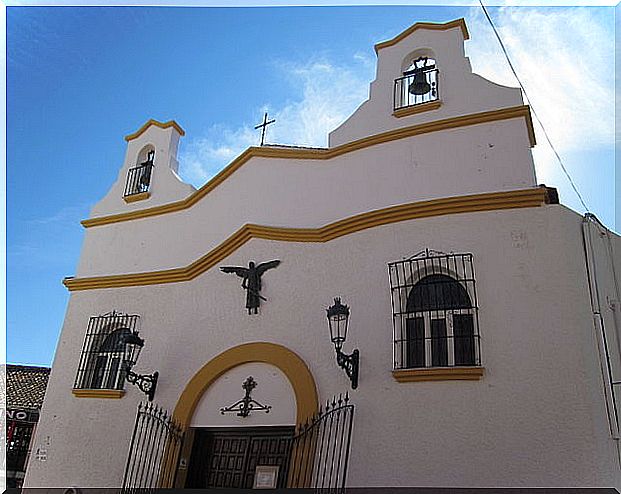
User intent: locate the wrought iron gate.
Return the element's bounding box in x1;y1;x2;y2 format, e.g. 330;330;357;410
287;393;354;493
122;402;185;492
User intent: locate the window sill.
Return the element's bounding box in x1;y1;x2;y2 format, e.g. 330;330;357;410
123;191;151;203
392;366;484;382
72;388;126;399
393;100;442;118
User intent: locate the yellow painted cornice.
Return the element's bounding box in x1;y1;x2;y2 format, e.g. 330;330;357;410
72;389;126;399
65;187;547;292
374;18;470;54
124;119;185;142
83;105;535;228
123;191;151;203
392;366;484;382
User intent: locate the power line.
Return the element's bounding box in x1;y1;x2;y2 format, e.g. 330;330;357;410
478;0;590;213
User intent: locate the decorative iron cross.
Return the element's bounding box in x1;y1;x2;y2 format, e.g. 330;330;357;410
220;260;280;314
220;376;272;418
254;112;275;146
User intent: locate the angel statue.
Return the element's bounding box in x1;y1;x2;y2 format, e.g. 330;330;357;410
220;260;281;314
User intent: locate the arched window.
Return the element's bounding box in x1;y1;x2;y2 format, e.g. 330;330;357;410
388;250;480;370
405;274;475;368
74;311;140;390
89;328;131;390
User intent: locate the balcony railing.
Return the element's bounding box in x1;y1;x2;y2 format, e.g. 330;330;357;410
393;67;439;111
124;161;153;197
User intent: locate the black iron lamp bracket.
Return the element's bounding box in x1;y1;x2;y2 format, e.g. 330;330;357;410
336;348;359;390
126;369;159;402
220;376;272;418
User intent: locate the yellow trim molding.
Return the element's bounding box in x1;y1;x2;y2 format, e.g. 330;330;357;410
65;187;547;292
374;18;469;53
393;100;442;118
123;191;151;203
124;119;185;142
173;342;318;427
72;388;126;399
392;367;484;382
83;105;536;228
66;188;547;291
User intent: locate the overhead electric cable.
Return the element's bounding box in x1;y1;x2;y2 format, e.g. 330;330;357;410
478;0;590;212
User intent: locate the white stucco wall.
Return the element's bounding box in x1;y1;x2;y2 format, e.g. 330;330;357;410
25;205;621;488
77;117;536;278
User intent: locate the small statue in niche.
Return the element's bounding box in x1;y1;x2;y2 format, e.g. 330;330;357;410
220;260;281;314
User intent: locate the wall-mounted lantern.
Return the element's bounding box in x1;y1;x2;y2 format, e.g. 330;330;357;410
326;298;359;389
123;331;159;401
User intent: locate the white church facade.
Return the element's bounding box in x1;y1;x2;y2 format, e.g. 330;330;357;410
25;18;621;489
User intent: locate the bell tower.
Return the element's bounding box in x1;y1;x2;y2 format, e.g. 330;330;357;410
328;19;531;149
88;119;195;218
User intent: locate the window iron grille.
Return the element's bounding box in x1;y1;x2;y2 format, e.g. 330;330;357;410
74;311;140;390
388;249;481;370
124;152;154;197
394;58;439;111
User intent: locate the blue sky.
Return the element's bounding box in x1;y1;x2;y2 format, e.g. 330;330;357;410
6;5;616;366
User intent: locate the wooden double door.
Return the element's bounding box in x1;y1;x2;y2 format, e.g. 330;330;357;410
185;426;294;489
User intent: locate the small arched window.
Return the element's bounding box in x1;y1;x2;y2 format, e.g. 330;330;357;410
89;328;131;390
388;250;480;370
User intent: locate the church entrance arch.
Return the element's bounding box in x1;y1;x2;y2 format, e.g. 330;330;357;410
173;342;318;488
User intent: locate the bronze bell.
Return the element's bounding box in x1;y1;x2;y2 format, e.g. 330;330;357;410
408;70;431;95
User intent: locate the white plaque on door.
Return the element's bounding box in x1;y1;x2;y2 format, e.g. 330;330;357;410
253;465;279;489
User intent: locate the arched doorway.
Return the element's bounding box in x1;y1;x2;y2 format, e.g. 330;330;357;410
173;342;318;488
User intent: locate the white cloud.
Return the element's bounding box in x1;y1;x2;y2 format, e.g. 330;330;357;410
26;203;90;226
464;6;614;181
178;57;373;187
180;125;257;185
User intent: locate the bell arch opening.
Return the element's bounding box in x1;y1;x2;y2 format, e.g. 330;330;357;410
400;48;436;74
394;51;439;111
136;144;155;165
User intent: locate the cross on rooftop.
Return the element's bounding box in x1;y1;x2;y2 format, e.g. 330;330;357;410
254;112;276;146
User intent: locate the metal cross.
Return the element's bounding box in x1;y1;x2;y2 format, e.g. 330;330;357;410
254;112;276;146
220;376;272;417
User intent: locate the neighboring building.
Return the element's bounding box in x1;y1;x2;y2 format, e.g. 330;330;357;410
25;18;621;489
6;364;50;488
